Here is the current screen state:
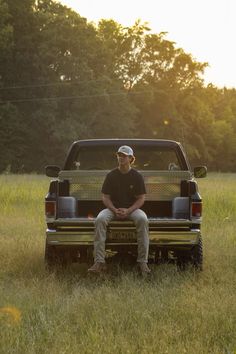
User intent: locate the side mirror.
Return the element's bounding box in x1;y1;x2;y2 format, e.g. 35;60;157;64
45;165;61;177
194;166;207;178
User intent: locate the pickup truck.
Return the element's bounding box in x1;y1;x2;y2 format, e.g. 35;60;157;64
45;139;207;269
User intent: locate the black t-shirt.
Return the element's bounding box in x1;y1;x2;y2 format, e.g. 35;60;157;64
102;168;146;208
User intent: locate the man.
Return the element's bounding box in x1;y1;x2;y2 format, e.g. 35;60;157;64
88;145;150;275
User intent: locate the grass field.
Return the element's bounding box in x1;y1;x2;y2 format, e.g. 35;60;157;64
0;173;236;354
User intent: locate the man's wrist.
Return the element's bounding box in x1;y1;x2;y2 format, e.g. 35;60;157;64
110;206;117;213
127;207;132;215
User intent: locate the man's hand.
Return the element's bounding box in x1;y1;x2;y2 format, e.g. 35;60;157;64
116;208;130;219
102;193;145;219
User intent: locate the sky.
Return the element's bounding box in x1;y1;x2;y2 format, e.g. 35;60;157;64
59;0;236;89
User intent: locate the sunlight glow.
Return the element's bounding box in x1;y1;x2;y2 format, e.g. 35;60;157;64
59;0;236;88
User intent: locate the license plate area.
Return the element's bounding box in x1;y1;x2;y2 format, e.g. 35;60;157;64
108;231;136;241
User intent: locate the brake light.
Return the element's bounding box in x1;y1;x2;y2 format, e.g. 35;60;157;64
192;202;202;217
45;201;56;218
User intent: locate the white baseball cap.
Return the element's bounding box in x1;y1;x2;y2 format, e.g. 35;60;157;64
117;145;134;156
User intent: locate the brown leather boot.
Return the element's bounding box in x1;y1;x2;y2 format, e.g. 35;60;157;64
88;262;107;274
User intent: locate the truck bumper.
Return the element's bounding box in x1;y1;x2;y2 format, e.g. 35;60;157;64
46;218;201;248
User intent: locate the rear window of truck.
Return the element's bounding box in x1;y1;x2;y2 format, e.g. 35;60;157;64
69;146;185;171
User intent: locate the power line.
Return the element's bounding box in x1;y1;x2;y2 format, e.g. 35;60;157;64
0;89;152;104
0;78;113;91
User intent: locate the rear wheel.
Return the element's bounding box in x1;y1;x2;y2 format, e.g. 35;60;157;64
177;236;203;271
45;244;56;269
191;236;203;270
44;244;68;269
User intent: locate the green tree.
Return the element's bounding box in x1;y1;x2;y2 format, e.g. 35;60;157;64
1;1;236;172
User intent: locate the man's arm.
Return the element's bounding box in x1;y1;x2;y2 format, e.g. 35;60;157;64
102;194;118;214
128;194;145;214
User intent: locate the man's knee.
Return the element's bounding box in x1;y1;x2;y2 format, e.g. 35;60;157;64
95;209;113;227
95;215;107;228
132;210;148;226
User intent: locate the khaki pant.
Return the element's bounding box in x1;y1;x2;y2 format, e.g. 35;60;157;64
94;208;149;263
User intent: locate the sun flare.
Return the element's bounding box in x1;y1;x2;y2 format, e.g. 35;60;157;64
0;306;22;325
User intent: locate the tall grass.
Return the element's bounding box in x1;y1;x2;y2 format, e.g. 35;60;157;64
0;173;235;354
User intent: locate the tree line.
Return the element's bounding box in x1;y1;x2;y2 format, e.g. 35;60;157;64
0;0;236;173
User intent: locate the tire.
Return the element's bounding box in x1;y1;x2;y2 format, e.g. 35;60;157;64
44;244;53;266
44;244;67;269
192;235;203;271
177;236;203;271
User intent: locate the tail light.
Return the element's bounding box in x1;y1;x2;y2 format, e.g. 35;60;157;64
45;201;56;218
192;202;202;217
